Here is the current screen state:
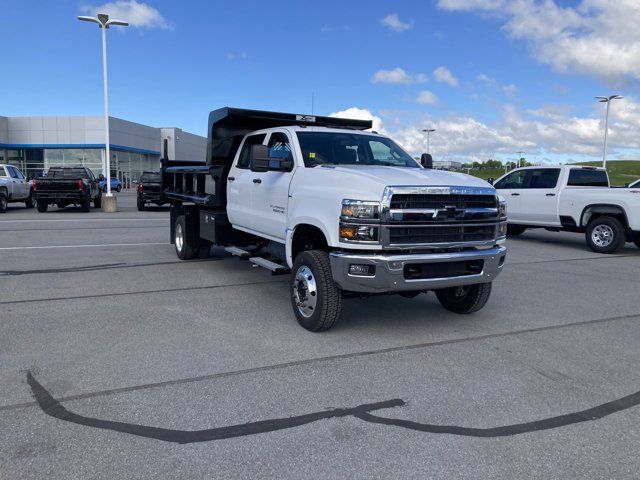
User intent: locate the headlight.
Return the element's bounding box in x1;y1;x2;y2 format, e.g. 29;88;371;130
499;199;507;218
341;200;380;220
339;224;379;242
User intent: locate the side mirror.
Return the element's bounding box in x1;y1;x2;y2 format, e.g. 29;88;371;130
420;153;433;169
250;144;293;172
487;177;494;185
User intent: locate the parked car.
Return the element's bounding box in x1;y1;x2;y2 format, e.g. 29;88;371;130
494;165;640;253
33;166;102;212
163;107;507;331
137;171;166;210
0;164;36;213
99;177;122;192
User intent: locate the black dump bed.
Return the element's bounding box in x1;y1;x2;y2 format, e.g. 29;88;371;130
162;107;373;208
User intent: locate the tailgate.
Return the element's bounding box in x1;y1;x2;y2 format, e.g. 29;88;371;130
36;179;80;194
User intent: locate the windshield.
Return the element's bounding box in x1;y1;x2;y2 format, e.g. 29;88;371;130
47;168;88;178
296;132;419;168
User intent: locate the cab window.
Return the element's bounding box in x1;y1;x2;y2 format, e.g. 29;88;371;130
527;168;560;189
494;170;528;189
0;167;6;177
267;132;293;165
236;134;267;170
567;169;609;187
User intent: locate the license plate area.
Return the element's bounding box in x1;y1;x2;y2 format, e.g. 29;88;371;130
403;260;484;280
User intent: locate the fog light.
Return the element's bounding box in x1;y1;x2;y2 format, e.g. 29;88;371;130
349;264;375;276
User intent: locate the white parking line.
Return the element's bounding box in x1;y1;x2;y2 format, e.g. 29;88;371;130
0;242;167;250
0;218;165;223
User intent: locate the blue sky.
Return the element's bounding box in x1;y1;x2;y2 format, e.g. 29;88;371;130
2;0;640;164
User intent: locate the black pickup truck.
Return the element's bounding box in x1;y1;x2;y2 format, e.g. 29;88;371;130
137;171;166;211
33;166;102;212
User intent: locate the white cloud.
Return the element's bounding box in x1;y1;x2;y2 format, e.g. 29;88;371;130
81;0;171;29
476;73;496;86
371;68;427;85
333;99;640;163
329;107;384;133
433;66;459;87
503;83;517;97
380;13;413;32
437;0;640;84
416;90;438;105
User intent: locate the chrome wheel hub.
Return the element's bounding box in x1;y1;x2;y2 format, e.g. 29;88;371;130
592;225;613;247
293;266;317;318
175;223;184;252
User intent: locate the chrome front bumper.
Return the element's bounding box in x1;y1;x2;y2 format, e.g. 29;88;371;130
329;246;506;293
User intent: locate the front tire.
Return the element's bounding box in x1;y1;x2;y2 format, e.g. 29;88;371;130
435;282;492;314
290;250;342;332
585;216;625;254
36;200;48;212
507;224;527;236
174;215;196;260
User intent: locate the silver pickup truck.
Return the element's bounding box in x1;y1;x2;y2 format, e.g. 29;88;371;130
0;164;35;213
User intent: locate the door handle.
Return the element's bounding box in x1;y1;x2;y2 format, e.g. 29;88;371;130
253;178;262;184
227;176;235;182
546;193;556;197
511;192;520;196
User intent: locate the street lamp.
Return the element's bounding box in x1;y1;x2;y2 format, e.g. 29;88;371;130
596;95;622;170
78;13;128;204
422;128;435;154
516;150;525;168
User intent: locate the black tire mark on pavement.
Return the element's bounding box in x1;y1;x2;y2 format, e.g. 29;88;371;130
0;259;217;276
26;373;404;444
27;372;640;443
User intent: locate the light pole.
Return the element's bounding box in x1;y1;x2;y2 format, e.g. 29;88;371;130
422;128;435;154
596;95;622;170
516;150;525;168
78;13;128;204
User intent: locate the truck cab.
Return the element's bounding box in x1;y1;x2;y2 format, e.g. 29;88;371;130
164;108;507;331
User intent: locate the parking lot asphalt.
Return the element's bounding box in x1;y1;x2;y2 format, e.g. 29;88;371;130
1;191;640;479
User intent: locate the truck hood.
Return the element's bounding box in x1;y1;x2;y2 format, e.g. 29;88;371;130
316;165;492;190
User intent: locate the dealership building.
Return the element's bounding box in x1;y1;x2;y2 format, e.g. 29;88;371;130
0;115;206;182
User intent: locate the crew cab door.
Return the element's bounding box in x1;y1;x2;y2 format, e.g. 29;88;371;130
249;131;295;240
494;169;528;222
6;166;29;199
227;133;266;230
517;168;561;225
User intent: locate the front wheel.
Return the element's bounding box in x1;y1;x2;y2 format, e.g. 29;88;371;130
290;250;342;332
585;216;626;254
435;282;492;314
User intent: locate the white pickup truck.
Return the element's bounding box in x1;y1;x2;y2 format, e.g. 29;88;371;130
0;164;35;213
164;108;507;331
494;165;640;253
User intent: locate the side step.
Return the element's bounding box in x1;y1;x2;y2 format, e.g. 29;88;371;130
225;246;251;259
249;257;290;275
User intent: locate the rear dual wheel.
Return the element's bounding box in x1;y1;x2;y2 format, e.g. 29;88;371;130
174;215;211;260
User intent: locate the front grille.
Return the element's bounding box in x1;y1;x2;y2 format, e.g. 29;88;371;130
388;224;496;245
390;194;497;210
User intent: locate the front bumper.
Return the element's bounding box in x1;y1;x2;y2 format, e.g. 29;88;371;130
329;246;506;293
